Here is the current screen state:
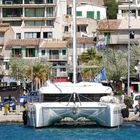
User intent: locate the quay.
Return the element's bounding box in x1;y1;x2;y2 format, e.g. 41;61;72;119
0;107;139;124
0;105;23;124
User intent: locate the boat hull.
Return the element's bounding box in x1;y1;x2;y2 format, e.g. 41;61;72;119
26;102;123;128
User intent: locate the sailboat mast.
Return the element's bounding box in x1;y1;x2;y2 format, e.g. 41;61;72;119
73;0;77;84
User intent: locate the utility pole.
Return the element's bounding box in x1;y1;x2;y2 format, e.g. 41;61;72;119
127;0;131;96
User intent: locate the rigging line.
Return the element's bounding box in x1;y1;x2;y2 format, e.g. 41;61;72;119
67;93;73;106
53;94;71;102
76;93;82;105
79;94;95;102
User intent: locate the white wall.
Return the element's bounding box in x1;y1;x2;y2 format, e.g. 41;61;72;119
76;5;107;20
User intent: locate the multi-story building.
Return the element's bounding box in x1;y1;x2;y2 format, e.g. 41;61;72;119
117;0;140;19
0;0;106;82
0;0;68;79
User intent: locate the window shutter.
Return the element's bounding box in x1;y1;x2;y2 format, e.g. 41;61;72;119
87;11;94;19
26;48;29;57
97;11;100;20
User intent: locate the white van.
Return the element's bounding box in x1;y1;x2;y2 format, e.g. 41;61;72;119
132;93;140;108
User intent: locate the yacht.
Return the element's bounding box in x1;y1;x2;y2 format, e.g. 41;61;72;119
22;0;127;128
23;80;127;128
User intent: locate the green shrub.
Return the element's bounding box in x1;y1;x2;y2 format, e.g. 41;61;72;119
124;96;133;108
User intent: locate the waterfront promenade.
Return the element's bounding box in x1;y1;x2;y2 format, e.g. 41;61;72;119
0;105;23;123
0;106;139;124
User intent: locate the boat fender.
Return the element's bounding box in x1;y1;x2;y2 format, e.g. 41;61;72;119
121;108;129;118
23;110;28;125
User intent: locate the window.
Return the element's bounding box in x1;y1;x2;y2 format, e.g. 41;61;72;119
76;11;82;16
77;25;87;32
64;26;68;32
43;32;53;38
138;10;140;16
12;48;22;57
97;11;100;20
46;20;54;27
67;7;72;15
25;21;45;26
41;49;45;56
26;48;36;57
3;8;22;17
25;32;40;38
62;49;66;55
87;11;94;19
104;32;111;44
46;0;53;4
25;8;44;17
49;50;59;59
4;21;22;26
0;33;4;39
5;62;9;70
3;0;22;4
46;7;54;17
16;33;21;39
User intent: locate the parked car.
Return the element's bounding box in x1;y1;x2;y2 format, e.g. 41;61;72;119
132;93;140;108
2;97;16;111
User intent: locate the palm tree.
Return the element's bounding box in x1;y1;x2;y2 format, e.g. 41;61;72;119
79;48;102;81
24;61;51;90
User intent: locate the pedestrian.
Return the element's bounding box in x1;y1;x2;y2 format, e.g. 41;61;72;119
134;99;140;116
8;95;12;112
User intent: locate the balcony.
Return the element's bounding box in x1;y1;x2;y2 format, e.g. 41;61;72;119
117;38;139;45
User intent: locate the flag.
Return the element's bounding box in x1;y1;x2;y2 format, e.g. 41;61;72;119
93;67;107;82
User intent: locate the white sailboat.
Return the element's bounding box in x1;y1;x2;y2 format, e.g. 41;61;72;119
23;0;128;128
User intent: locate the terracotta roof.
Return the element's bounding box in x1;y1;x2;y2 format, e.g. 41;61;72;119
0;23;10;32
6;39;68;48
6;39;40;46
65;37;96;44
40;40;68;48
97;19;121;32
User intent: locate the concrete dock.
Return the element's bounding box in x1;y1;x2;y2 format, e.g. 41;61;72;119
0;105;23;123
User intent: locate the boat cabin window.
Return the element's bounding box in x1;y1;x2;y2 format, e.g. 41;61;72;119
41;93;108;102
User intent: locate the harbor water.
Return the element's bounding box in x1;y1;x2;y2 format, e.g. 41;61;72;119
0;122;140;140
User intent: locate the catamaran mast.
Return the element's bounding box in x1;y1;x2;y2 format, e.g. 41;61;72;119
73;0;77;84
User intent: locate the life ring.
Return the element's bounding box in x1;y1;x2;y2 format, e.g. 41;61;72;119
121;108;129;118
23;110;28;125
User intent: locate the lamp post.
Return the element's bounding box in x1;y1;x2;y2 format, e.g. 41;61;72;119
127;0;131;96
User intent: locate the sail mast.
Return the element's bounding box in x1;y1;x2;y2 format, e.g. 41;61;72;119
73;0;77;84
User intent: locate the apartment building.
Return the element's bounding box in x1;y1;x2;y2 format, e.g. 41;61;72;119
0;0;68;79
117;0;140;19
0;0;106;81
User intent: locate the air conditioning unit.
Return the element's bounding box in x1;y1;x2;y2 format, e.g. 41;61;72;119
5;1;13;4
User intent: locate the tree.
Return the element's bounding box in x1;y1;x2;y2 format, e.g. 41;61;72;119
102;48;127;81
9;58;51;90
25;61;51;90
9;57;26;80
79;48;102;80
102;45;140;81
104;0;118;19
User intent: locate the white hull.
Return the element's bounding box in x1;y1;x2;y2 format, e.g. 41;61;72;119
26;102;123;128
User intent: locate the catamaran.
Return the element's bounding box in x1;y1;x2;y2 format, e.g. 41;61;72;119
22;0;128;128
